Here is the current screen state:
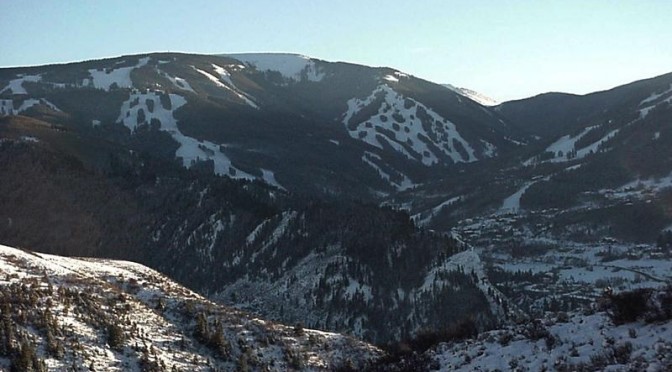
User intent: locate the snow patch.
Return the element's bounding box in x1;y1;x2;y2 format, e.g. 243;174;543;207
526;125;620;165
261;168;285;190
116;91;255;181
481;140;497;158
0;74;42;95
88;57;149;91
0;98;60;115
500;182;534;213
159;70;195;93
19;135;39;143
194;66;259;108
226;53;324;82
444;84;499;106
382;74;398;82
412;196;463;226
546;126;597;157
639;84;672;118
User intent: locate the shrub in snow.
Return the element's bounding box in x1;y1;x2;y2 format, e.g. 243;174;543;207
408;317;478;352
607;288;652;324
644;285;672;323
607;286;672;325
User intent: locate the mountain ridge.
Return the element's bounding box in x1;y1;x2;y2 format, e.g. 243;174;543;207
3;51;672;360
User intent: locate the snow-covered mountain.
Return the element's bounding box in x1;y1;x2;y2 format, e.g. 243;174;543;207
0;243;382;371
2;51;672;367
0;52;518;198
443;84;499;106
0;138;504;345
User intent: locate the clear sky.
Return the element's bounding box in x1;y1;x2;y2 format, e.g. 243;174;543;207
1;0;670;101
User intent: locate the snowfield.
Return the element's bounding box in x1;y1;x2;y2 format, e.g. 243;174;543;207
226;53;325;83
0;74;42;95
343;84;477;165
116;90;262;182
88;57;149;91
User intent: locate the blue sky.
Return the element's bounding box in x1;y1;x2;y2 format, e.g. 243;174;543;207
1;1;670;101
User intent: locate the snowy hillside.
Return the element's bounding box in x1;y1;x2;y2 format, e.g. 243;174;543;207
0;244;382;371
444;84;499;106
343;84;478;165
0;52;518;199
431;290;672;371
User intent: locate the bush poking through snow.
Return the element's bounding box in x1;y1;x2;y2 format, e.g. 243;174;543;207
606;286;672;325
406;317;478;353
607;288;652;324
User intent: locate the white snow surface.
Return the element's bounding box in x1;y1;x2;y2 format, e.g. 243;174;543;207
614;171;672;195
412;195;463;226
433;310;672;371
226;53;324;82
546;126;597;156
0;74;42;94
481;140;497;158
0;243;382;371
159;70;195;93
116;91;255;181
261;168;285;190
639;83;672;118
343;84;477;165
88;57;149;91
0;98;61;115
194;65;259;108
500;182;534;213
211;64;259;108
444;84;499;106
526;125;621;165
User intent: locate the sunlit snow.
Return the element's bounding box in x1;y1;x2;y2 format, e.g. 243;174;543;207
0;74;42;95
88;57;149;91
343;84;476;165
226;53;324;82
116;91;255;181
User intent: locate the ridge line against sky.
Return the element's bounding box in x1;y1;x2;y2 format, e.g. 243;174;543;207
1;0;671;101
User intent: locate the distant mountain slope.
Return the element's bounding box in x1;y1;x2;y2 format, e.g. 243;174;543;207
0;137;506;345
497;72;672;140
443;84;499;106
389;71;672;246
0;243;382;371
0;52;520;198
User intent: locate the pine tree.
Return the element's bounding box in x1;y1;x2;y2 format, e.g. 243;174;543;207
194;312;209;343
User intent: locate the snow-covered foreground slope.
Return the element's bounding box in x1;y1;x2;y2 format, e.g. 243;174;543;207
431;303;672;371
0;244;382;371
